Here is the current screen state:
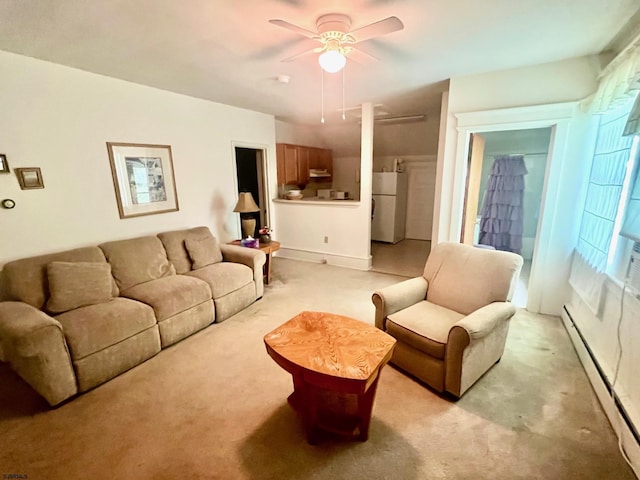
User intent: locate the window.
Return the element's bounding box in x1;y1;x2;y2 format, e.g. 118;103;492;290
570;100;638;311
574;102;635;274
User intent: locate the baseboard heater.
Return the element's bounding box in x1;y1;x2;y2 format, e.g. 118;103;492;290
563;305;640;445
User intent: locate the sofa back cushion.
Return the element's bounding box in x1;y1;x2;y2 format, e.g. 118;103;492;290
158;226;222;274
99;236;175;291
1;247;116;310
423;243;523;315
46;261;114;313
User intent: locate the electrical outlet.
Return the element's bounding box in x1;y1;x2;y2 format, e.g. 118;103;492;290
324;236;328;243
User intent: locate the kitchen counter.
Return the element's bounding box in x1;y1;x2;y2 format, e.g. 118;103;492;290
273;197;360;206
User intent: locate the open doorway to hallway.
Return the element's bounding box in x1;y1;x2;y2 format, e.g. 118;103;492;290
370;156;436;277
234;146;268;238
461;127;552;309
370;239;431;277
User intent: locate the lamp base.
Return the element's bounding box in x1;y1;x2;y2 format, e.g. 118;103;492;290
241;218;256;239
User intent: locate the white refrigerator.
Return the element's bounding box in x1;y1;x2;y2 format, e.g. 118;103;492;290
372;172;408;243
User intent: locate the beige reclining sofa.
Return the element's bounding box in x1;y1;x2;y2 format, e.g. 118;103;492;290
0;226;265;406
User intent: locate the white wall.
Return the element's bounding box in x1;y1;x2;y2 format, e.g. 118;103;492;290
274;120;326;148
0;51;277;267
565;281;640;471
373;118;440;157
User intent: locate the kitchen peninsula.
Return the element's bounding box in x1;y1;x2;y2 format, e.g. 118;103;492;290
272;195;370;271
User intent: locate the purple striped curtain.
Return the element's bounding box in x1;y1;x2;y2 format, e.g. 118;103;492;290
478;155;528;254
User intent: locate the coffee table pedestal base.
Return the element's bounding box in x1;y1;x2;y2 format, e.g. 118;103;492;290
288;373;381;444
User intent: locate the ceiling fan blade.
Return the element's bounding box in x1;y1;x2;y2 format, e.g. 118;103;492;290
281;48;318;63
269;19;318;39
346;46;378;65
350;16;404;43
280;38;323;62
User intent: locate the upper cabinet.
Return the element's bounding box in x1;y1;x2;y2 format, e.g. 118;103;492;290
276;143;332;186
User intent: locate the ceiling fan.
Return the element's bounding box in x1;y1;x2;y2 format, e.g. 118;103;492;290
269;14;404;72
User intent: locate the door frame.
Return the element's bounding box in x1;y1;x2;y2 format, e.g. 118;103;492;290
231;142;271;239
448;102;577;314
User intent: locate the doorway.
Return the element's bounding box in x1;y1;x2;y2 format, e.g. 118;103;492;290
234;146;268;238
461;127;552;308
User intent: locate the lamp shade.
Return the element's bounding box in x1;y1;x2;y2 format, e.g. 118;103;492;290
233;192;260;213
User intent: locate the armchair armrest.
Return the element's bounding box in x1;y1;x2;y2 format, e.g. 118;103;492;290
220;244;267;298
372;277;428;330
0;301;77;405
454;302;516;340
445;301;516;397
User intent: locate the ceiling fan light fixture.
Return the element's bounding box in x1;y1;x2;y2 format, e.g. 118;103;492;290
318;49;346;73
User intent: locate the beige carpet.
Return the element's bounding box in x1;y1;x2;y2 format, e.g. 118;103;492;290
0;257;635;480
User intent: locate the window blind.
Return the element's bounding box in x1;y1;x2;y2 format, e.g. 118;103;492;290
575;103;634;272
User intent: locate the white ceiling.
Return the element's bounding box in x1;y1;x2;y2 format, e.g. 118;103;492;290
0;0;638;125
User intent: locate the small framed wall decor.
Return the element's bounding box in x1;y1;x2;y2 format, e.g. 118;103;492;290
106;142;179;219
0;154;9;173
15;167;44;190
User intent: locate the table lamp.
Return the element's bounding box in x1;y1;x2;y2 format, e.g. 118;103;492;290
233;192;260;239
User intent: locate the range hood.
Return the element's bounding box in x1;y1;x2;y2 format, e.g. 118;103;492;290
309;169;331;178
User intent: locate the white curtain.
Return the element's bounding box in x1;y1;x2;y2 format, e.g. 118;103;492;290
586;41;640;114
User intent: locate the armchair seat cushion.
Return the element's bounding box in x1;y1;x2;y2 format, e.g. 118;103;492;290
387;301;464;360
121;275;212;322
186;262;253;299
56;298;156;360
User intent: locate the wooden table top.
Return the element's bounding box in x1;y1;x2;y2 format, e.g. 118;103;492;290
264;311;396;386
229;239;280;253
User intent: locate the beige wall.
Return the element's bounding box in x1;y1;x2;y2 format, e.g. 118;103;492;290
0;50;277;267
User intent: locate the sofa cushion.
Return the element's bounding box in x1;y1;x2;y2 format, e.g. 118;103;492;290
387;301;464;360
100;236;175;291
185;234;222;269
158;226;216;274
46;262;114;313
185;262;253;299
120;275;212;322
1;246;115;310
56;297;156;360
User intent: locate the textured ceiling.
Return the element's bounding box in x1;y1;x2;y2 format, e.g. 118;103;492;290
0;0;638;125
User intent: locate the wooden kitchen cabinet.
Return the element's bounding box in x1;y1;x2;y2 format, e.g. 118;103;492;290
276;143;333;188
276;143;331;186
276;143;300;185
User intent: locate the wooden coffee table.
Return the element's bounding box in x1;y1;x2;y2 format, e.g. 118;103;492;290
263;311;396;443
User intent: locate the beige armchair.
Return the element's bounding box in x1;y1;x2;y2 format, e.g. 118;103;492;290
372;242;523;398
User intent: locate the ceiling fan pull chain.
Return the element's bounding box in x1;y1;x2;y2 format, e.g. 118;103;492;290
321;67;325;124
342;64;346;120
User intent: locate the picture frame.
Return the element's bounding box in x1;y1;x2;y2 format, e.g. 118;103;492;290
15;167;44;190
0;154;9;173
106;142;179;219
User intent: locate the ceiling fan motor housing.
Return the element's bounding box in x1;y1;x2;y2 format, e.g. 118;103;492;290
317;13;351;38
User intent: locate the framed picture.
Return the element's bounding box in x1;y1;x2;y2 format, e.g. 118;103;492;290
15;167;44;189
106;142;179;219
0;154;9;173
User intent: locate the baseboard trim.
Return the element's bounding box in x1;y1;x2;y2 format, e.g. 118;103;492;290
561;306;640;474
275;247;372;271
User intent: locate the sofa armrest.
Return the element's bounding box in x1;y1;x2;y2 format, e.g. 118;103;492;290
219;244;267;298
372;277;428;330
0;301;77;406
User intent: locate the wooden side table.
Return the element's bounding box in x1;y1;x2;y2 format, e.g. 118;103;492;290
228;240;280;284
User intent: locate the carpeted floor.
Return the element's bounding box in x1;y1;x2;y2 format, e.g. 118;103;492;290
0;257;635;480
